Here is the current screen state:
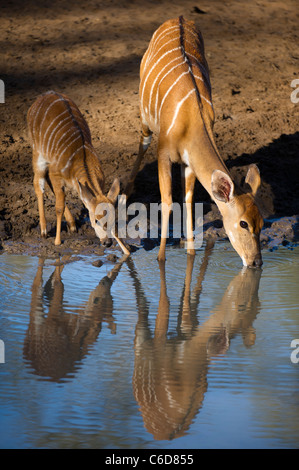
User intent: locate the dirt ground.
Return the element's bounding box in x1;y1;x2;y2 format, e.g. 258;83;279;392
0;0;298;259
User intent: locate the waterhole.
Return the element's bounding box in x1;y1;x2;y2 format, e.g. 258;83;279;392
0;241;298;448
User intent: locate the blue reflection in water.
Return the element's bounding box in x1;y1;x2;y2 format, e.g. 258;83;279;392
0;243;298;449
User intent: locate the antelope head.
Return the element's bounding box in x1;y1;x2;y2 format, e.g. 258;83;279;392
78;177;122;248
211;164;264;267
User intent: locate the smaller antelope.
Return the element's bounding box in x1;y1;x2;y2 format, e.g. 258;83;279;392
127;17;263;266
27;90;129;254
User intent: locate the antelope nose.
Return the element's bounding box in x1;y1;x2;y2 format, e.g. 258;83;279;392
102;238;112;248
252;256;263;268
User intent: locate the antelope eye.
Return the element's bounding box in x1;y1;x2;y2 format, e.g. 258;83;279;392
240;220;248;229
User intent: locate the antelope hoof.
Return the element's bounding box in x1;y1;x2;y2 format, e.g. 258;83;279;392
69;224;77;233
41;231;47;239
54;239;61;246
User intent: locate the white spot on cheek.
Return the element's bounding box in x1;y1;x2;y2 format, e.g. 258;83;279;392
242;257;248;267
234;222;238;229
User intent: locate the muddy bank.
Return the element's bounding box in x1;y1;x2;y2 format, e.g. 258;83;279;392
0;0;298;260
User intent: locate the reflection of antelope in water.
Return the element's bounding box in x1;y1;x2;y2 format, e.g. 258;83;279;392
23;255;128;382
129;242;262;440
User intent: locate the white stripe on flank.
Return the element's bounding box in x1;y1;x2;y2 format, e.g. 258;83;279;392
146;26;179;63
146;24;199;69
158;70;190;120
58;134;81;163
166;88;195;136
61;145;84;173
39;98;62;145
50;119;76;155
144;25;179;69
140;46;181;107
44;110;69;156
48;117;73;156
47;106;90;157
182;26;199;41
192;74;213;107
185;46;210;85
191;71;203;83
146;55;182;120
152;59;186;122
150;36;178;67
56;129;80;156
32;99;46;142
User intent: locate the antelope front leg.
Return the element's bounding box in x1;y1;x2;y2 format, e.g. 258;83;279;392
46;172;76;234
64;205;76;233
184;165;196;255
157;150;172;263
33;170;47;238
124;125;152;197
49;172;65;246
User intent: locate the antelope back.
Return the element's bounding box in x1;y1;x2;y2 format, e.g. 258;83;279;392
140;16;213;136
27;91;92;168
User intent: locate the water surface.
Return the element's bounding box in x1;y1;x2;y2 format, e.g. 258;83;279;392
0;242;298;448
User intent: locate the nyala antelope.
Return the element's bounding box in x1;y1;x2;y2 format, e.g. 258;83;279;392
27;90;129;255
126;17;263;267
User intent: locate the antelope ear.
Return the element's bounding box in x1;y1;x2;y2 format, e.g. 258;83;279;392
107;177;120;205
78;180;95;205
245;164;261;197
211;170;234;203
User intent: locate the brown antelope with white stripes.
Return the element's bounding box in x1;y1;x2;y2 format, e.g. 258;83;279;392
27;91;129;254
127;16;263;267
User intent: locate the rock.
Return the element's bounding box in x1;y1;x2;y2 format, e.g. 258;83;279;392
106;253;118;262
92;259;103;267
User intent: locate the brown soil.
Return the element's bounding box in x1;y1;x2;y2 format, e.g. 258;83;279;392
1;0;298;258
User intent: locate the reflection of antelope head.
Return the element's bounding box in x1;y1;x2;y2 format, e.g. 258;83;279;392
23;255;128;382
130;242;262;440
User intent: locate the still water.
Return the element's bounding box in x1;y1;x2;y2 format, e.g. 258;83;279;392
0;241;298;449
